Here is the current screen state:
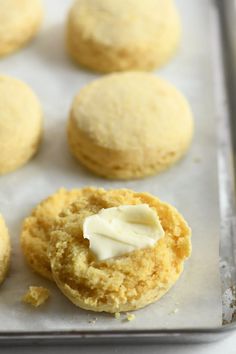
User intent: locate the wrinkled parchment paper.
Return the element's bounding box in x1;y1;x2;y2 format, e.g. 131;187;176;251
0;0;222;331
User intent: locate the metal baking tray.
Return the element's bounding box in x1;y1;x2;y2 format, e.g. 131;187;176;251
0;0;236;345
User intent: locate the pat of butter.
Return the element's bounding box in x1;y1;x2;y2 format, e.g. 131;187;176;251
83;204;164;261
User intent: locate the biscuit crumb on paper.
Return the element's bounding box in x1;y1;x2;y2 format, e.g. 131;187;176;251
126;313;136;322
22;286;50;307
49;187;191;313
114;312;121;320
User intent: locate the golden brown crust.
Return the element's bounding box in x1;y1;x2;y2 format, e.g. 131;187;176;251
49;187;191;313
68;72;193;179
22;286;50;307
21;188;83;280
0;0;43;57
0;75;43;175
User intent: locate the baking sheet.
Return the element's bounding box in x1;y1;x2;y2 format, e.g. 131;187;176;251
0;0;222;330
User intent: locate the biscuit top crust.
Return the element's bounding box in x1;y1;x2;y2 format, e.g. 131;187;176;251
0;0;43;36
0;75;42;148
68;0;174;47
71;72;193;150
20;188;84;280
83;204;165;260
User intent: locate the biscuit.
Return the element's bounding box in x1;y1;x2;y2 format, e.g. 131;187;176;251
0;214;11;285
21;188;88;280
49;187;191;313
0;0;43;57
0;75;43;175
67;72;194;179
66;0;181;73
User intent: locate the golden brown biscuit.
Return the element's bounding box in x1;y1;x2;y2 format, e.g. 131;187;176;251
0;75;43;175
67;0;181;73
0;0;43;57
22;286;50;307
68;72;194;179
21;188;84;280
49;187;191;313
0;214;11;285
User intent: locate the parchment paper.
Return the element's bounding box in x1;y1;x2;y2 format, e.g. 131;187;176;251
0;0;222;331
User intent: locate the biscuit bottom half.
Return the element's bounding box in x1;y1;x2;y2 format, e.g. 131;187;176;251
48;187;191;313
67;72;194;180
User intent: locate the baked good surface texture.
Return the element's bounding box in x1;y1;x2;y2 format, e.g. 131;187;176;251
67;0;181;72
21;188;83;280
68;72;194;179
49;187;191;313
0;75;43;175
0;0;43;57
0;214;11;285
22;286;50;307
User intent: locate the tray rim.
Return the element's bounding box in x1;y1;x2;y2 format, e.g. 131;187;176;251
0;323;236;345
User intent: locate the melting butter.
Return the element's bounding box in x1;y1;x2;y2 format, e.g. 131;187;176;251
83;204;164;261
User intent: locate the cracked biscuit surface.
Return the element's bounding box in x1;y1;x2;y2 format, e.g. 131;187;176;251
21;188;83;280
68;72;194;180
49;187;191;313
0;0;43;57
0;214;10;285
67;0;181;73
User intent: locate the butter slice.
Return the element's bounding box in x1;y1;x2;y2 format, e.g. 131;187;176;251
83;204;164;261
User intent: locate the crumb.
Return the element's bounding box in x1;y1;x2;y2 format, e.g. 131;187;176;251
22;286;50;307
114;312;120;320
88;317;97;325
126;313;135;321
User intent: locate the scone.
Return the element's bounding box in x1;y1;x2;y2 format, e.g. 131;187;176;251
21;188;89;280
67;72;194;179
0;214;11;285
0;0;43;57
49;187;191;313
66;0;181;73
0;75;43;175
